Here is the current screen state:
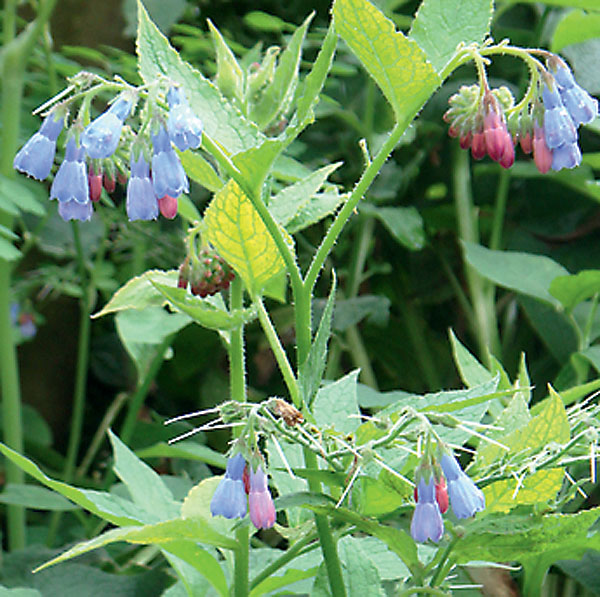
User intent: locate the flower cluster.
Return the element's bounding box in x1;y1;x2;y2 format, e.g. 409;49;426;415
13;84;203;223
177;247;235;298
210;453;276;530
411;450;485;543
444;55;597;174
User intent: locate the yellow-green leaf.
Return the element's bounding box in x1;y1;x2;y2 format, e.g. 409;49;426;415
333;0;440;122
483;469;564;514
204;180;288;293
179;151;223;193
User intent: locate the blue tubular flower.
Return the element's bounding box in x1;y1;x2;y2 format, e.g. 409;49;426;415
410;477;444;543
50;138;89;205
210;453;247;520
58;198;93;222
440;453;485;519
151;125;189;198
13;111;64;180
248;465;276;530
126;151;158;221
81;97;132;159
552;141;582;171
542;84;577;150
553;63;598;127
167;86;203;151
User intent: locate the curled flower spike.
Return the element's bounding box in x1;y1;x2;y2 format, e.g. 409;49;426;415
14;111;64;180
411;476;444;543
440;452;485;519
167;86;203;151
210;453;248;520
151;125;189;199
126;151;158;221
81;97;132;159
552;61;598;127
50;137;89;205
248;465;276;530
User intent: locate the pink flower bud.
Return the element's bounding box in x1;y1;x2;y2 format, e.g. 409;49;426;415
158;195;178;219
471;131;486;160
499;132;515;169
103;171;116;193
88;172;103;202
459;131;472;150
248;466;276;530
519;131;533;155
533;123;553;174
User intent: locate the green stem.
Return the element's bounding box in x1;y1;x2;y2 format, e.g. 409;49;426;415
255;297;300;407
233;525;249;597
452;146;500;364
429;536;460;587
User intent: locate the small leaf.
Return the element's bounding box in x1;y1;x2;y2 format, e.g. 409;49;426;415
312;370;360;435
550;270;600;312
250;14;313;129
136;0;261;154
409;0;493;73
333;295;391;331
360;204;425;251
448;329;493;388
0;237;21;261
136;441;227;469
208;20;244;103
178;151;223;193
462;241;569;307
286;191;345;234
177;194;202;224
204;179;289;293
243;11;293;33
333;0;441;122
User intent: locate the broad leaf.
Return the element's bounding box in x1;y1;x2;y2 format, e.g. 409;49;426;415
312;370;360;434
551;9;600;53
410;0;493;73
204;179;289;293
0;174;45;216
0;484;78;511
333;0;440;122
286;191;345;234
136;0;261;154
360;204;425;251
178;151;223;193
549;270;600;312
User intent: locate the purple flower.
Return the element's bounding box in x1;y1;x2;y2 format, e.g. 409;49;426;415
410;476;444;543
50;138;89;205
553;63;598;127
58;198;93;222
13;111;64;180
210;453;247;520
151;126;189;199
248;465;276;530
126;151;158;221
552;141;582;171
542;84;577;150
81;97;132;159
440;453;485;519
167;86;203;152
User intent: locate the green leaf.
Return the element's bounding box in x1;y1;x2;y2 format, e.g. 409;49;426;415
360;204;425;250
0;224;18;241
294;23;338;128
232;138;286;193
550;270;600;312
178;151;223;193
0;174;46;216
0;483;78;511
300;274;336;404
339;537;385;596
136;441;227;469
204;179;289;293
176;194;202;224
208;20;244;103
462;241;569;307
243;11;294;33
123;0;186;36
561;39;600;96
448;329;493;388
333;0;441;122
269;163;342;226
551;9;600;53
250;14;313;129
136;0;261;154
352;475;407;517
409;0;493;73
34;517;237;573
286;191;345;234
332;295;390;331
312;370;360;435
0;588;42;597
0;236;20;261
109;430;180;521
92;269;178;318
0;444;142;526
151;282;256;331
502;0;600;10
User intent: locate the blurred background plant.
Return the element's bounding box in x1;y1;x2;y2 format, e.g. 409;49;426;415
1;0;600;595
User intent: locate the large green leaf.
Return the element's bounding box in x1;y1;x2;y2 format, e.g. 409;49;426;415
360;204;425;251
551;9;600;53
462;241;569;307
312;370;360;435
136;0;261;154
333;0;440;122
0;484;78;511
409;0;493;73
550;270;600;312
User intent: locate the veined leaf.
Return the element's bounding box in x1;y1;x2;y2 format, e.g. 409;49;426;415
250;14;313;129
136;0;261;154
410;0;493;73
312;370;360;435
333;0;440;122
204;179;289;293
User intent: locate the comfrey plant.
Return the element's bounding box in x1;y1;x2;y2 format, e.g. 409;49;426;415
5;1;600;596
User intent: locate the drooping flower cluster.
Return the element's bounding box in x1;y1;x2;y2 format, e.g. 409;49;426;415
411;450;485;543
444;55;597;175
210;453;276;530
13;84;203;223
177;247;236;298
